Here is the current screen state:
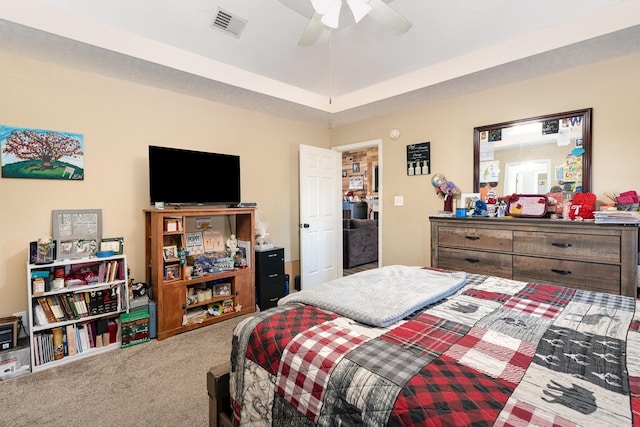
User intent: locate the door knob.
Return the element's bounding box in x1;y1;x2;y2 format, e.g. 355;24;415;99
301;223;310;228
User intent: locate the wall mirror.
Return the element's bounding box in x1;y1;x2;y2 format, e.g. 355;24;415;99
473;108;592;198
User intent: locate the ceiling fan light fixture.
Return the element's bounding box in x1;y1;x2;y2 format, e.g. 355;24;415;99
320;0;342;28
346;0;371;23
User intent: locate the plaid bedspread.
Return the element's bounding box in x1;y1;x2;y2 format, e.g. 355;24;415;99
230;272;640;426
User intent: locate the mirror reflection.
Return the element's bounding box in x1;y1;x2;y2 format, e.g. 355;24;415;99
473;108;592;200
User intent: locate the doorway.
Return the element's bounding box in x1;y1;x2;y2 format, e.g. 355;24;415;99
334;139;382;276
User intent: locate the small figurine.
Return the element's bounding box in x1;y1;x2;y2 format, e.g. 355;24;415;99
226;234;238;258
472;199;488;216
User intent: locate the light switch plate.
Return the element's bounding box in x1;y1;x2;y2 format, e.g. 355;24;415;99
394;196;404;206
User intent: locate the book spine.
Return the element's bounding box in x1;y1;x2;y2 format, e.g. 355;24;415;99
37;298;55;323
52;327;64;361
66;324;77;356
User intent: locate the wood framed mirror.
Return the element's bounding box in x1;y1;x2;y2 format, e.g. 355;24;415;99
473;108;592;198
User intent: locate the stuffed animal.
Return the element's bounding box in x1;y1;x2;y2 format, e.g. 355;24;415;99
569;192;596;220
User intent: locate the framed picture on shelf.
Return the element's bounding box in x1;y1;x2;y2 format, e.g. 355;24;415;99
164;265;180;281
202;229;224;252
195;217;213;230
237;240;251;267
163;245;178;260
58;239;99;259
100;237;124;255
185;231;204;255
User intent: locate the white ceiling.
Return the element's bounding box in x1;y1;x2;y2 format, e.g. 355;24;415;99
1;0;639;127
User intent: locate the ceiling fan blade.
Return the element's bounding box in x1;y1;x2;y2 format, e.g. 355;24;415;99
346;0;371;23
298;12;324;46
366;0;412;35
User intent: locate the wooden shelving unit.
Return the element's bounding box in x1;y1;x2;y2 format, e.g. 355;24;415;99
144;207;256;340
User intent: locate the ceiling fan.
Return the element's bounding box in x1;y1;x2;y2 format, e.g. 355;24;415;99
299;0;412;46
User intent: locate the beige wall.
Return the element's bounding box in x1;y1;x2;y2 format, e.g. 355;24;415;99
2;47;639;316
0;49;329;315
331;52;640;268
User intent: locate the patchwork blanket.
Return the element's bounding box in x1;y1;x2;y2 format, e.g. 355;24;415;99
230;271;640;426
277;265;467;327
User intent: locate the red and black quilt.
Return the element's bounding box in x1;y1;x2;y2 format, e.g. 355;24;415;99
230;272;640;426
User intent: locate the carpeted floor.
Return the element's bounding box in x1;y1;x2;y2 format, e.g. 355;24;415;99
0;314;248;427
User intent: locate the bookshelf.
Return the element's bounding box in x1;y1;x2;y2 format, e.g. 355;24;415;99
144;207;256;340
26;255;129;372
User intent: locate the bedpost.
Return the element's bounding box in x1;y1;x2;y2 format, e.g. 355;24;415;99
207;363;233;427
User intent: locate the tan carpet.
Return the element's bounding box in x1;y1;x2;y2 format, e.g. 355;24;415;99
0;315;248;427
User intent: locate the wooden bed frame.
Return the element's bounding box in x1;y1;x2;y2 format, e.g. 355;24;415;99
207;364;232;427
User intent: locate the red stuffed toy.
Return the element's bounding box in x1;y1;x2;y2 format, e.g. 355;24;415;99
569;192;596;220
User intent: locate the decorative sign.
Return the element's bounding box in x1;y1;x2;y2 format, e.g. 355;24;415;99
186;232;204;255
406;142;430;175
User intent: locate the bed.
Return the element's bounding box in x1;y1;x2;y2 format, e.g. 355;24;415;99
223;265;640;426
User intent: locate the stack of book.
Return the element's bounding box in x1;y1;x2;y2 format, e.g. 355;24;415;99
34;288;120;325
33;319;120;366
594;210;640;224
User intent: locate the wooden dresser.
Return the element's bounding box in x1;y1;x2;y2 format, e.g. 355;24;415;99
430;216;639;297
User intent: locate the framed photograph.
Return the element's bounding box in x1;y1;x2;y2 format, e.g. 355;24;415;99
100;237;124;255
202;229;224;252
52;209;102;260
349;175;364;190
58;239;99;259
342;169;347;177
352;162;360;173
195;217;213;230
163;245;178;261
461;193;481;210
164;265;180;281
237;239;251;267
164;218;181;232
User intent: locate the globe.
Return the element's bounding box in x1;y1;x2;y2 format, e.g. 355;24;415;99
431;173;447;188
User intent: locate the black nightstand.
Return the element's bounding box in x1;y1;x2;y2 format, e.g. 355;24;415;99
255;247;286;310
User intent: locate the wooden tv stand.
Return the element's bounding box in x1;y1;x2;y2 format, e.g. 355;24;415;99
144;207;256;340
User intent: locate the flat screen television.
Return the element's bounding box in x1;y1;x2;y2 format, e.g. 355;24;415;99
149;145;241;206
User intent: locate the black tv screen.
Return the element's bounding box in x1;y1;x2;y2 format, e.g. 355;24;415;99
149;145;240;206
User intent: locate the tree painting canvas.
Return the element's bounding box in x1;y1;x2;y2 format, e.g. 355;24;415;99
1;125;84;180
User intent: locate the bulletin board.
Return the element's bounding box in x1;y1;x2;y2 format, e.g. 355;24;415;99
52;209;102;259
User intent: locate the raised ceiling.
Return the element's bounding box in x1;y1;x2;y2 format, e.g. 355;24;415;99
1;0;639;127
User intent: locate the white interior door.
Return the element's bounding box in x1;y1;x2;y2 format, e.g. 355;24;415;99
299;144;341;290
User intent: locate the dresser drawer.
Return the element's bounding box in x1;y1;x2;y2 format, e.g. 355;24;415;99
513;255;621;294
255;248;285;276
438;226;513;251
438;247;512;278
513;231;620;263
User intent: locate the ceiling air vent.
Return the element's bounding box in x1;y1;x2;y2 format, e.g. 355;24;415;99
211;8;247;39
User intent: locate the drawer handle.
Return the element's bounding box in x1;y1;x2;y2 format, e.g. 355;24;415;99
465;258;480;263
465;236;480;240
551;269;572;275
268;273;279;278
552;242;573;248
268;253;278;258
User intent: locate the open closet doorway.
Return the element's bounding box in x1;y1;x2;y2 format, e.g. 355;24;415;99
334;139;382;276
